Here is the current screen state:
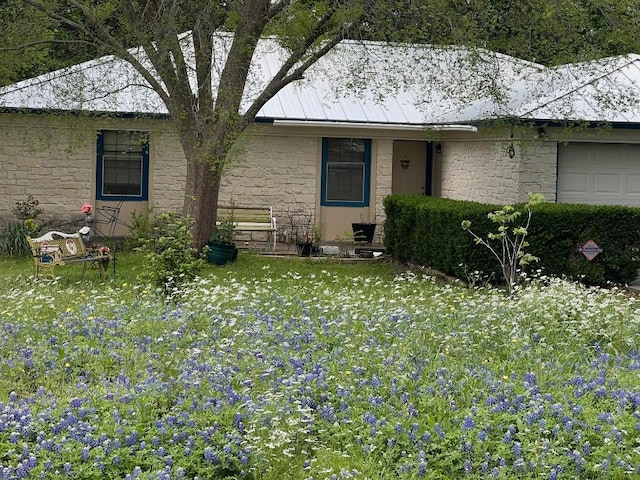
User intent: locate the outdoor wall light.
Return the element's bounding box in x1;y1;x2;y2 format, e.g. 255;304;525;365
435;143;442;153
400;157;411;170
507;143;516;159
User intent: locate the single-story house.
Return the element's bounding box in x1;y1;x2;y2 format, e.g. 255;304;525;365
1;36;640;242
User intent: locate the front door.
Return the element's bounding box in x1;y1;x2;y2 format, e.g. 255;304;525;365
392;140;429;195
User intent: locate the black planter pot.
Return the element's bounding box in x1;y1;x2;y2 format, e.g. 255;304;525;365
296;241;313;257
206;241;237;265
351;223;376;243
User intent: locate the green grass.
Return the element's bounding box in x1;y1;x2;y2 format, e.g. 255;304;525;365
1;251;400;286
0;252;638;479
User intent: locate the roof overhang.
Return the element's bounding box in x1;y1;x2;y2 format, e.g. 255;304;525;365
271;119;478;132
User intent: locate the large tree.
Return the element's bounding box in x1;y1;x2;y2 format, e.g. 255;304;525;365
5;0;640;249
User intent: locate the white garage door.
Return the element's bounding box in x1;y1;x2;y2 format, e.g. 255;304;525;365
557;143;640;206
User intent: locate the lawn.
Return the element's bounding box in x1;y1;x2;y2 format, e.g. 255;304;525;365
0;253;638;479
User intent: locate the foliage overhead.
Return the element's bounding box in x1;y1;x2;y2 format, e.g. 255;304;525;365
2;0;640;87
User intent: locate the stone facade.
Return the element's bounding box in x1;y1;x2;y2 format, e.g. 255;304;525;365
0;114;95;226
517;141;558;202
373;139;393;226
150;128;188;213
0;114;172;232
440;136;557;205
3;112;631;244
219;132;318;219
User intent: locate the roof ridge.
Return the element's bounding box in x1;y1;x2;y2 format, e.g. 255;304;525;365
518;54;640;118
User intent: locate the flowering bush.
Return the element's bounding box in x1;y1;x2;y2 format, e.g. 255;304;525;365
137;211;203;298
98;245;110;256
1;196;45;256
0;265;638;478
81;203;93;214
11;195;43;221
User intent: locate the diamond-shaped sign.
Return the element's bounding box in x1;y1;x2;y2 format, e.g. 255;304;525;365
578;239;603;261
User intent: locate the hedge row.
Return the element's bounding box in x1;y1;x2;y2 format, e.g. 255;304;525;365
383;195;640;286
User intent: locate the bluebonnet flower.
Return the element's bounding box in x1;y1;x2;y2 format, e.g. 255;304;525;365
363;411;376;425
609;426;622;442
462;415;475;430
598;411;613;424
203;447;219;464
567;450;585;471
512;441;523;457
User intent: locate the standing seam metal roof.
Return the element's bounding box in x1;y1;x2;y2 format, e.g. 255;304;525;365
0;35;638;126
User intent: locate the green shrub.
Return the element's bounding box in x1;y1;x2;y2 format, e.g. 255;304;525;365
1;196;46;257
125;207;154;251
136;211;203;298
0;221;32;257
11;195;43;221
384;195;640;287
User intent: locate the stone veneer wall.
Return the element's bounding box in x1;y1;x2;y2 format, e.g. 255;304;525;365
0;115;321;235
0;114;183;229
0;114;95;226
374;139;393;228
0;113;561;239
440;138;557;205
219;132;318;231
517;141;558;201
150;128;187;213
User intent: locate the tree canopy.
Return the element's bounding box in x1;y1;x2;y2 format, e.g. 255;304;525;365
3;0;639;87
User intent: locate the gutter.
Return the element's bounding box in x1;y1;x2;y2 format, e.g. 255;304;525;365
271;119;478;132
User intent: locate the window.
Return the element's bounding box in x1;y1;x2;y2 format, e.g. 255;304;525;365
321;138;371;207
96;130;149;200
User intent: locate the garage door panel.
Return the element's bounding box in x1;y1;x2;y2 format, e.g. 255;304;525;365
558;173;588;194
628;175;640;194
558;143;640;206
593;174;622;194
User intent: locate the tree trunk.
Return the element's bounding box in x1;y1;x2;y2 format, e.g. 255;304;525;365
183;152;222;253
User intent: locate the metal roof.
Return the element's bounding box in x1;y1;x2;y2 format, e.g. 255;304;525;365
435;54;640;124
1;34;637;126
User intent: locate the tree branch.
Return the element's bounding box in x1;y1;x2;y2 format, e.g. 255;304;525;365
23;0;173;107
242;9;345;123
0;39;94;52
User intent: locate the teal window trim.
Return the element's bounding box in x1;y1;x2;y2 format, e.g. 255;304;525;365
321;137;371;207
96;130;149;201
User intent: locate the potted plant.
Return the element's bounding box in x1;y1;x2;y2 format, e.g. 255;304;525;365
206;219;237;265
351;216;376;244
296;223;323;257
296;231;313;257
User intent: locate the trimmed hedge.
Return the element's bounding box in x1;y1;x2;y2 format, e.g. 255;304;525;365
383;195;640;286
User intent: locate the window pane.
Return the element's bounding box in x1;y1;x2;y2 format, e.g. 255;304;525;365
101;131;146;197
325;138;367;203
326;164;364;202
103;155;142;195
327;138;365;163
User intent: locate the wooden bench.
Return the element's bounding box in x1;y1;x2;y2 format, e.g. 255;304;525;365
27;231;110;280
218;206;277;250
